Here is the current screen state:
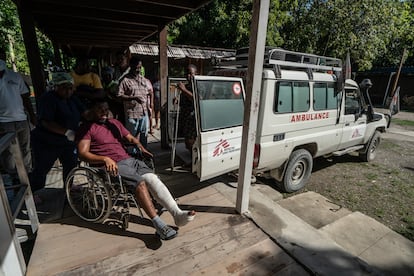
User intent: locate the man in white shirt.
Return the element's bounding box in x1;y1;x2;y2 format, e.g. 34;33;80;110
0;48;37;180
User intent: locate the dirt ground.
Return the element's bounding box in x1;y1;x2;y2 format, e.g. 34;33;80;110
286;113;414;241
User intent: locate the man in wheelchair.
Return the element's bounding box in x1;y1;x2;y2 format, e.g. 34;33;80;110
76;99;195;240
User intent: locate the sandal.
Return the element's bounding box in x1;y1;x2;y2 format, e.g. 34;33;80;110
156;225;177;240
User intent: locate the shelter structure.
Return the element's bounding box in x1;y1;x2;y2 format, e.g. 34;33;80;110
3;1;272;274
11;0;213;102
129;42;236;77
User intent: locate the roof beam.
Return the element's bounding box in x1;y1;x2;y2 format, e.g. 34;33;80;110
31;4;163;27
29;0;184;19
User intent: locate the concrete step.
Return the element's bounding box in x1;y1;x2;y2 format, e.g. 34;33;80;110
319;211;414;276
278;191;414;275
212;181;380;275
277;191;352;229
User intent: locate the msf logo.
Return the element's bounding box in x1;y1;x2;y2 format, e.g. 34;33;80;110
213;139;230;157
352;128;362;138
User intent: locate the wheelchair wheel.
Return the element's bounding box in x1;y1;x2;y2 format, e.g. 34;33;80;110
65;167;112;222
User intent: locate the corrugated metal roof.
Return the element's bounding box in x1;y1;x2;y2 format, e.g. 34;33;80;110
130;43;235;59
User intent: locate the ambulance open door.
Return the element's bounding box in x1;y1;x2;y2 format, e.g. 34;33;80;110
192;76;245;181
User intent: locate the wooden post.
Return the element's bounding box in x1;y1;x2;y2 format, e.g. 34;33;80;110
16;1;46;100
236;0;270;214
390;48;407;97
159;25;169;149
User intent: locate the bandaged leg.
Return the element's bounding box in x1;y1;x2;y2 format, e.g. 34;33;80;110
142;173;195;226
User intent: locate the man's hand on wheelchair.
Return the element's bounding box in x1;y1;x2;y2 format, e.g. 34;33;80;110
140;147;153;158
103;157;118;176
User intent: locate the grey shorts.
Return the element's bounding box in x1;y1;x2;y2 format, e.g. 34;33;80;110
117;157;153;189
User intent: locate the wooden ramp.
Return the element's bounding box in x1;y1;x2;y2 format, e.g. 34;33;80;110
26;184;307;275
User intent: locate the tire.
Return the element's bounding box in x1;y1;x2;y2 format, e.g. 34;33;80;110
282;149;313;193
359;131;380;162
65;167;112;222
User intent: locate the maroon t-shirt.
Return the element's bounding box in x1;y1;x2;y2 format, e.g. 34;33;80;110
77;118;131;162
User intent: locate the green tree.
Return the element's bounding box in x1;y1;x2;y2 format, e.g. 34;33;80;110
0;0;28;73
280;0;407;70
1;0;52;74
373;0;414;67
170;0;412;70
169;0;295;49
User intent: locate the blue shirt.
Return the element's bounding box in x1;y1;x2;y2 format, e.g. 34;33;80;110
37;91;85;132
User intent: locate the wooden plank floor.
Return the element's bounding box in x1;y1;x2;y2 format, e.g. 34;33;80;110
26;183;307;276
26;141;308;275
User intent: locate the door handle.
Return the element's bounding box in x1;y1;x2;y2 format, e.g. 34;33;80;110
345;123;350;126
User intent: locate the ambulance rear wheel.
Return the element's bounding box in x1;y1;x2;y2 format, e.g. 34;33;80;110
282;149;313;193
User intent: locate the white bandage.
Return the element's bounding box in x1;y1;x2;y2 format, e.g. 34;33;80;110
142;173;194;226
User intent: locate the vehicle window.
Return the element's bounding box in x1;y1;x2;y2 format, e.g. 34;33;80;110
195;80;244;131
344;90;361;115
313;82;337;110
293;82;310;112
327;83;337;109
276;82;292;113
275;81;309;113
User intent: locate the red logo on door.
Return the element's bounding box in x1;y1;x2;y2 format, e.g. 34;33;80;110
213;139;230;157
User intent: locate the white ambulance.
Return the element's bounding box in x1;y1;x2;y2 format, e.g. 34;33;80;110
167;48;389;192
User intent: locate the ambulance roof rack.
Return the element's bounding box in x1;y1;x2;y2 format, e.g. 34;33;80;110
267;48;342;72
218;47;342;73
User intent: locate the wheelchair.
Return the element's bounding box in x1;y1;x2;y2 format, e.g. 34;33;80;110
65;147;154;230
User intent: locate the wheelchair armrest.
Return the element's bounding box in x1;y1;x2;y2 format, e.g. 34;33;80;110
124;143;155;171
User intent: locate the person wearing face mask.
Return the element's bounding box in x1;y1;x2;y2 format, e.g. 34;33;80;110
0;48;36;185
29;72;87;200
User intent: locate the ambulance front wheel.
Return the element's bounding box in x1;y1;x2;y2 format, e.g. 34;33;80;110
359;131;380;162
282;149;313;193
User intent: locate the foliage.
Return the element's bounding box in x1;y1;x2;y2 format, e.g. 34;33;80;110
0;0;28;73
170;0;413;70
0;0;52;74
169;0;250;49
280;0;411;70
1;0;413;74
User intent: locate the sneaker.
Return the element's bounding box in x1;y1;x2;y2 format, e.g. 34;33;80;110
156;225;177;240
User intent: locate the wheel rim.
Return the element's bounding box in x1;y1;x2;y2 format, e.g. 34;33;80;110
291;160;307;186
66;170;109;222
369;137;379;159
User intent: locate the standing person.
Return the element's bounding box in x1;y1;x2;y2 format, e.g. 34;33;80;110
113;51;130;83
101;66;118;119
177;64;198;155
76;100;195;240
70;57;105;107
117;57;153;149
0;47;36;182
110;51;131;124
30;72;86;196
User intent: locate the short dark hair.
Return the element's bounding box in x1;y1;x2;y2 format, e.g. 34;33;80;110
90;98;108;107
129;56;142;66
188;64;197;72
